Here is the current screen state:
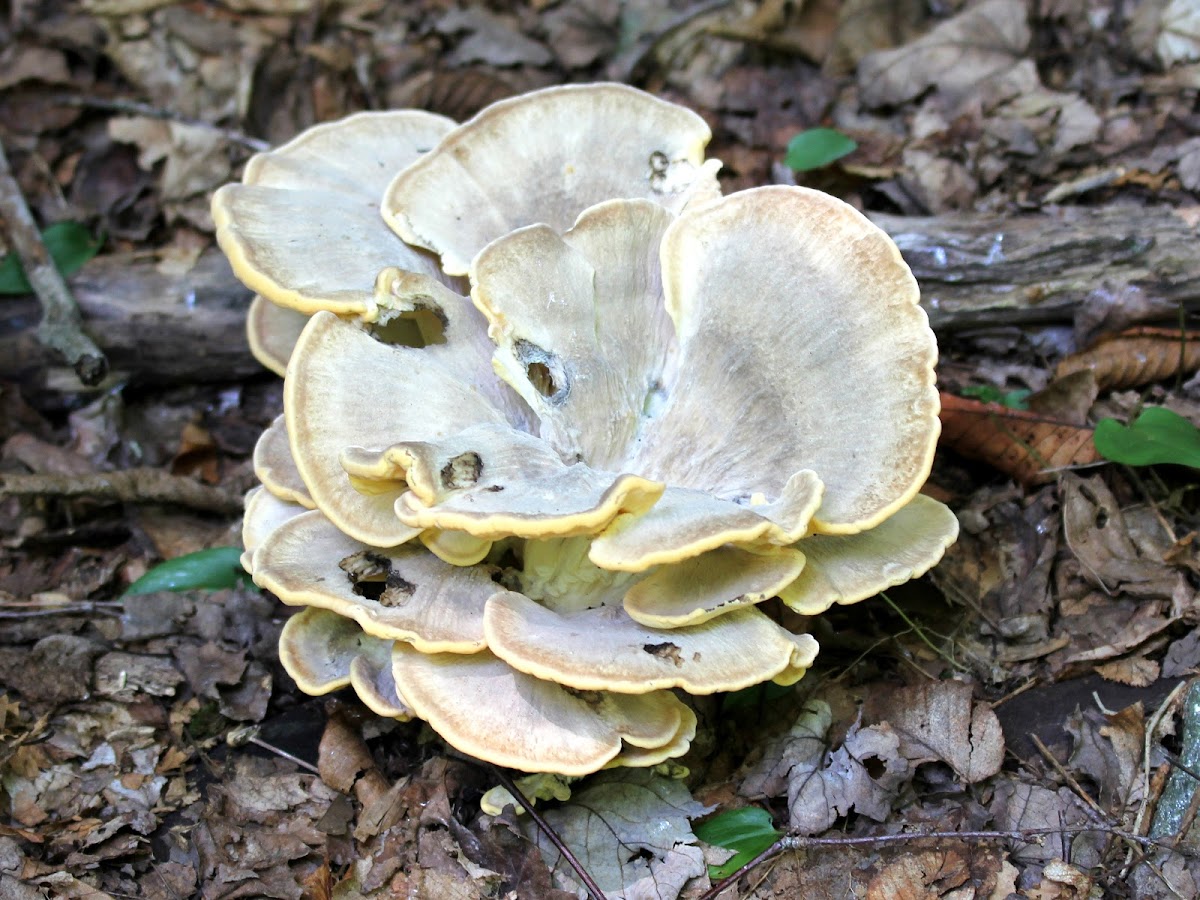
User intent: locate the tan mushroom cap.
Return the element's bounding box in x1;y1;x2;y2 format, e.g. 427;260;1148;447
253;415;313;508
278;606;369;695
604;705;697;769
391;644;692;775
278;607;413;718
418;528;493;567
484;591;819;694
285;311;508;546
589;474;823;572
634;186;940;535
240;485;307;573
383;83;721;276
212;111;454;319
356;423;663;540
349;642;413;719
470;199;677;469
780;493;959;616
622;544;807;628
252;510;493;653
247;296;308;376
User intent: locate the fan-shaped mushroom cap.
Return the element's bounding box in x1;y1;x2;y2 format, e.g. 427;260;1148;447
484;591;818;694
362;424;663;540
247;296;308;376
383;83;721;276
589;475;823;572
470;199;677;469
285;311;509;545
604;706;697;769
240;485;307;573
621;545;806;628
391;644;692;775
212;111;455;319
634;186;939;535
780;494;959;615
252;510;493;653
278;607;413;718
253;415;313;508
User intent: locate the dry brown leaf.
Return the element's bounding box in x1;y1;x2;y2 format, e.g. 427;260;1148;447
863;681;1004;784
939;392;1100;485
867;847;1009;900
1094;656;1160;687
1055;326;1200;391
857;0;1029;106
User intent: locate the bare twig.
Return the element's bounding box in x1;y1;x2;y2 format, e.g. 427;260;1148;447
51;94;270;152
489;764;608;900
0;601;124;619
697;825;1190;900
1031;733;1112;823
227;725;321;775
0;140;108;385
0;469;244;515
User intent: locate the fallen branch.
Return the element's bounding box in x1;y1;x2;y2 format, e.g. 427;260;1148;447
0;140;108;385
0;469;244;515
1;206;1197;389
696;824;1189;900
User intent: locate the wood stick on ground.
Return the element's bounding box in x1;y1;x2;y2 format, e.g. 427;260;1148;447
2;205;1199;389
0;140;108;386
0;469;244;515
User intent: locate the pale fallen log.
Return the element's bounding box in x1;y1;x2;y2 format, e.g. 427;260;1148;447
871;204;1199;332
1;205;1196;388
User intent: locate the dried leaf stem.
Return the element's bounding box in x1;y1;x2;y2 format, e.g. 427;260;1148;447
0;139;108;385
488;764;609;900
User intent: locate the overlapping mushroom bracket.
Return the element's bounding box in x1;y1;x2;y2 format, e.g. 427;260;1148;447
214;83;960;776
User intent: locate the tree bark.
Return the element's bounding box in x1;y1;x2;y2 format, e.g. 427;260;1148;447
870;204;1200;332
2;204;1197;389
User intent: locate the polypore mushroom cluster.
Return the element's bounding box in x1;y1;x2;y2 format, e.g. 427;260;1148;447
214;83;959;776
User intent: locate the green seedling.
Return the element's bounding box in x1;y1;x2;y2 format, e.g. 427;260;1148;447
0;221;102;294
694;806;783;879
959;384;1031;410
785;128;858;173
123;546;249;596
1093;406;1200;469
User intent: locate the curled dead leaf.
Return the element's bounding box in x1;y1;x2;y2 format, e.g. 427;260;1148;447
939;392;1100;485
1055;327;1200;391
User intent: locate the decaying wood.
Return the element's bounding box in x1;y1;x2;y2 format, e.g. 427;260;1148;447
0;140;108;386
1;205;1197;389
0;249;262;389
870;204;1200;332
0;467;244;514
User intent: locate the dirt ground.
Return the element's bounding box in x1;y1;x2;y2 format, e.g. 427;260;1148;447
3;0;1200;897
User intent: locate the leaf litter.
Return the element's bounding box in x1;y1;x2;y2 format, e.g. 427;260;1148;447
5;0;1200;897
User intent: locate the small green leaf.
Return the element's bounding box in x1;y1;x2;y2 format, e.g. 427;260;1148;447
960;385;1030;410
123;546;249;596
0;222;103;295
784;128;858;172
1093;407;1200;469
694;807;782;879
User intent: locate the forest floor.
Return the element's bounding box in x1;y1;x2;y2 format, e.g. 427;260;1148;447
3;1;1200;897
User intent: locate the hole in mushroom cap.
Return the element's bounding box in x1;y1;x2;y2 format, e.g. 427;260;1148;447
440;451;483;490
367;305;447;347
339;550;417;608
513;338;569;405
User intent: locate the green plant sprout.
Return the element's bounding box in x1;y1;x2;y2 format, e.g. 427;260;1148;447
123;546;249;597
784;127;858;173
1093;407;1200;469
0;221;102;294
694;806;783;879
